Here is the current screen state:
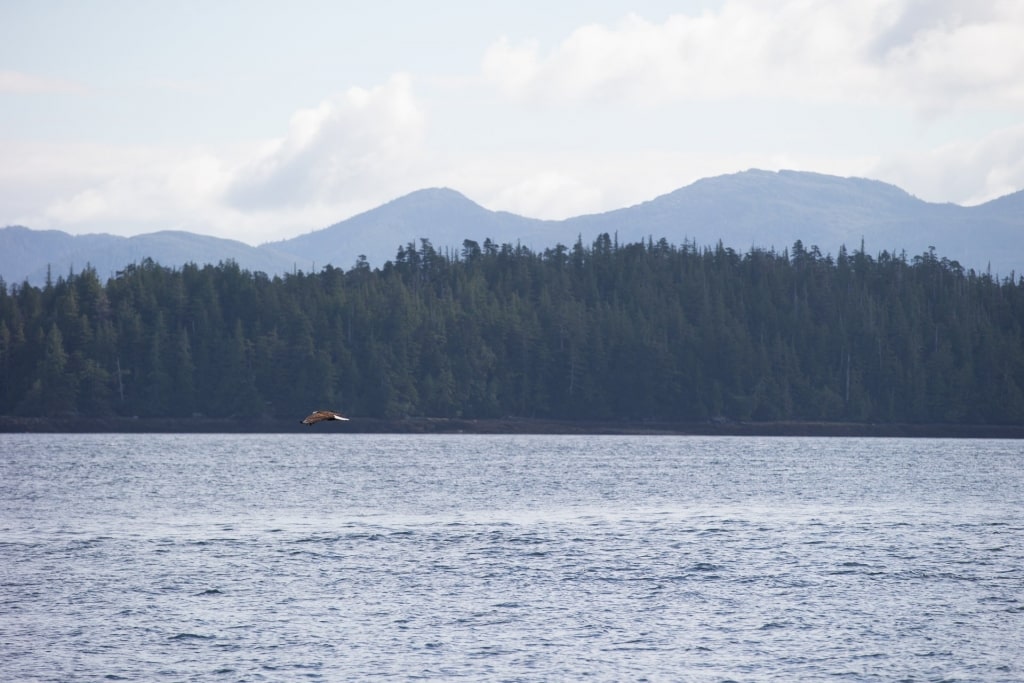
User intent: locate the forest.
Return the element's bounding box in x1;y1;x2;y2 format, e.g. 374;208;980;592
1;234;1023;425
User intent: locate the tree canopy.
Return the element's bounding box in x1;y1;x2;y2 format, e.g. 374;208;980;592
2;235;1022;424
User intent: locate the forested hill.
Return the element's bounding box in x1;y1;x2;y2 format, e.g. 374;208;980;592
2;235;1022;426
6;171;1024;288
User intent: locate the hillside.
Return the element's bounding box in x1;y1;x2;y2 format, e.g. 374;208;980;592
3;235;1022;424
0;226;302;287
271;170;1022;276
263;188;554;270
3;170;1022;287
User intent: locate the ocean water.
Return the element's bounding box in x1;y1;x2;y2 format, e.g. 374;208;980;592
1;434;1022;681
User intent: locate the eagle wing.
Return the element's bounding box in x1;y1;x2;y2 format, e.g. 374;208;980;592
301;410;350;425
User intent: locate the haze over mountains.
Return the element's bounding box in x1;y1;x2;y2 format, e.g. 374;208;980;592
3;169;1021;288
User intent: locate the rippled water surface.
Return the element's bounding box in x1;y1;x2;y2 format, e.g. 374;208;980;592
1;434;1022;681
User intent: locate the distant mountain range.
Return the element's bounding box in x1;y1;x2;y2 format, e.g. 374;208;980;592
3;169;1022;287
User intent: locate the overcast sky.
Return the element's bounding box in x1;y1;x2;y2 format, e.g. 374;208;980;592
2;0;1023;245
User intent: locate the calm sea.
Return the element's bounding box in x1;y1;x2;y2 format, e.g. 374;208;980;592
1;434;1022;681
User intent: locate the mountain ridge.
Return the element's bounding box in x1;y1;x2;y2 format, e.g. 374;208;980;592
3;169;1021;287
0;226;306;287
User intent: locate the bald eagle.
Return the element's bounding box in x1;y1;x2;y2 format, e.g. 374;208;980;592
301;410;350;425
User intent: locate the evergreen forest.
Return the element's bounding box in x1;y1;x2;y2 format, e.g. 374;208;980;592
2;234;1023;425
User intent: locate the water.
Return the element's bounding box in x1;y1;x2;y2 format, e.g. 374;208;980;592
1;434;1022;681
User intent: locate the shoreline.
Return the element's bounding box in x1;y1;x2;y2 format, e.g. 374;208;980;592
1;416;1022;438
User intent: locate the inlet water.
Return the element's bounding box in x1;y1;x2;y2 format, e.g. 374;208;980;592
1;434;1021;681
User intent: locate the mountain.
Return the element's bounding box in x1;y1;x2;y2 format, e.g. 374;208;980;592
610;169;1015;273
263;187;557;269
272;170;1022;276
0;227;303;287
567;170;933;248
3;170;1022;288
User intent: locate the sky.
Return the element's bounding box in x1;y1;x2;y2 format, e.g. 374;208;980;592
2;0;1023;246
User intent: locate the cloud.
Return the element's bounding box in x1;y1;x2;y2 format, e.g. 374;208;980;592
878;3;1024;116
450;147;883;223
872;121;1024;204
0;70;88;95
489;170;605;220
225;74;425;210
37;145;234;229
15;142;368;245
481;0;1024;115
1;75;430;245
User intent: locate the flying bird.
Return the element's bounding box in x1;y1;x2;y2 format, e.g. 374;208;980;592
301;410;350;425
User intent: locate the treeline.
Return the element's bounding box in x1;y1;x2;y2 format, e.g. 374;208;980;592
1;235;1023;424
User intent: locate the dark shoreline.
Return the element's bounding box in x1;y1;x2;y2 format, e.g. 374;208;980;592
1;416;1022;438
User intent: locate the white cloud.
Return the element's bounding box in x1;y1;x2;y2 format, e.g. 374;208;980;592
872;121;1024;204
452;148;884;222
481;0;1024;115
15;142;400;245
878;3;1024;116
27;144;241;239
3;3;1022;254
1;75;429;245
0;69;88;95
225;74;425;210
490;171;605;220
